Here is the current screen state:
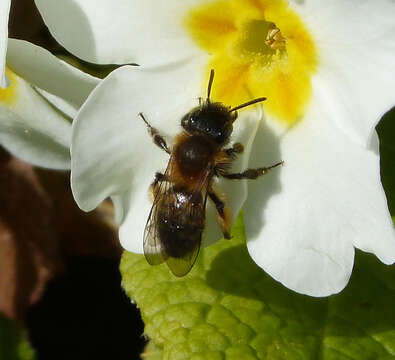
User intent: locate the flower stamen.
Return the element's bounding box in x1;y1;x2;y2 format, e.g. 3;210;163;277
265;23;286;51
185;0;318;126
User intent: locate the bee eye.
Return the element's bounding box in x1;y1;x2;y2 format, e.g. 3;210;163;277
181;113;189;127
181;108;200;132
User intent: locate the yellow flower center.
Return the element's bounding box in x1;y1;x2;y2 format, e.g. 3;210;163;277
0;67;18;106
184;0;318;126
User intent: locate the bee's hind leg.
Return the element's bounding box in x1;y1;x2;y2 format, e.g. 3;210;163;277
208;187;232;240
139;112;171;154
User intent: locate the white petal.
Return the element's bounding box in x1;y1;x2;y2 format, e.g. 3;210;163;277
34;87;78;120
6;39;99;108
117;109;261;254
245;93;395;297
0;73;71;169
72;57;206;211
0;0;10;88
71;55;262;253
35;0;205;65
290;0;395;146
203;109;261;248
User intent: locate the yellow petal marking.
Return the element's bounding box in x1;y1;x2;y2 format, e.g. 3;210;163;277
184;1;238;52
0;67;18;106
184;0;318;127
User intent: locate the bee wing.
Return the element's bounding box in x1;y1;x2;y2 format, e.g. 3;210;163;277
164;165;212;277
166;244;201;277
144;157;213;277
143;161;173;266
143;205;167;265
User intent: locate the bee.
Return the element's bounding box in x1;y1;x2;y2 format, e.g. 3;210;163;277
140;70;283;276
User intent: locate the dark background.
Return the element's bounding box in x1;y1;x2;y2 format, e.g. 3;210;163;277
5;0;146;358
26;256;145;360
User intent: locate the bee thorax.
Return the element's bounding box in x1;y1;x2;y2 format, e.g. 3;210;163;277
175;135;215;176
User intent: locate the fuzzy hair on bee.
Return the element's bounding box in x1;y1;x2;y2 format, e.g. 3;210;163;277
140;70;283;276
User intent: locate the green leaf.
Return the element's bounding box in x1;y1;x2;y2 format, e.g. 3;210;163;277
377;106;395;219
122;108;395;359
142;341;164;360
121;215;395;360
0;313;35;360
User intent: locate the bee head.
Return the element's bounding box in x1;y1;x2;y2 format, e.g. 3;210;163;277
180;69;266;145
181;102;237;145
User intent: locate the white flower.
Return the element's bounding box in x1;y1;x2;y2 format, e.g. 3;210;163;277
0;1;99;169
0;0;10;88
37;0;395;296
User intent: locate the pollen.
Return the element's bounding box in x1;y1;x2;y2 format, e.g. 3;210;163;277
184;0;318;126
0;68;18;106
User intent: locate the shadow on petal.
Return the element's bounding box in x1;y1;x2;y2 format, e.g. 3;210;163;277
206;244;312;303
243;117;284;239
206;239;395;345
36;0;96;62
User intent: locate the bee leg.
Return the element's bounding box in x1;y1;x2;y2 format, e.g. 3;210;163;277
208;188;232;240
153;172;168;185
214;143;244;176
149;172;168;201
224;142;244;158
222;161;284;180
139;112;171;154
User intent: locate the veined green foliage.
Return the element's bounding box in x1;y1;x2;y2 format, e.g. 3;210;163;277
121;216;395;359
121;107;395;360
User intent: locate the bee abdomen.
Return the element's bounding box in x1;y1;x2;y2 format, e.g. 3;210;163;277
158;217;204;258
157;186;205;258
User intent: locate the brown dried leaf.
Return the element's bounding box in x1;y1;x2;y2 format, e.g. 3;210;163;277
0;146;121;321
36;169;122;258
0;149;62;321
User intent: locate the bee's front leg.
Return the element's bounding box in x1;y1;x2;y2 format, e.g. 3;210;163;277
214;143;245;176
139;112;171;154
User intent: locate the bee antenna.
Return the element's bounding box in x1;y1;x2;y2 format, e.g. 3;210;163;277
207;69;215;103
229;97;267;113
